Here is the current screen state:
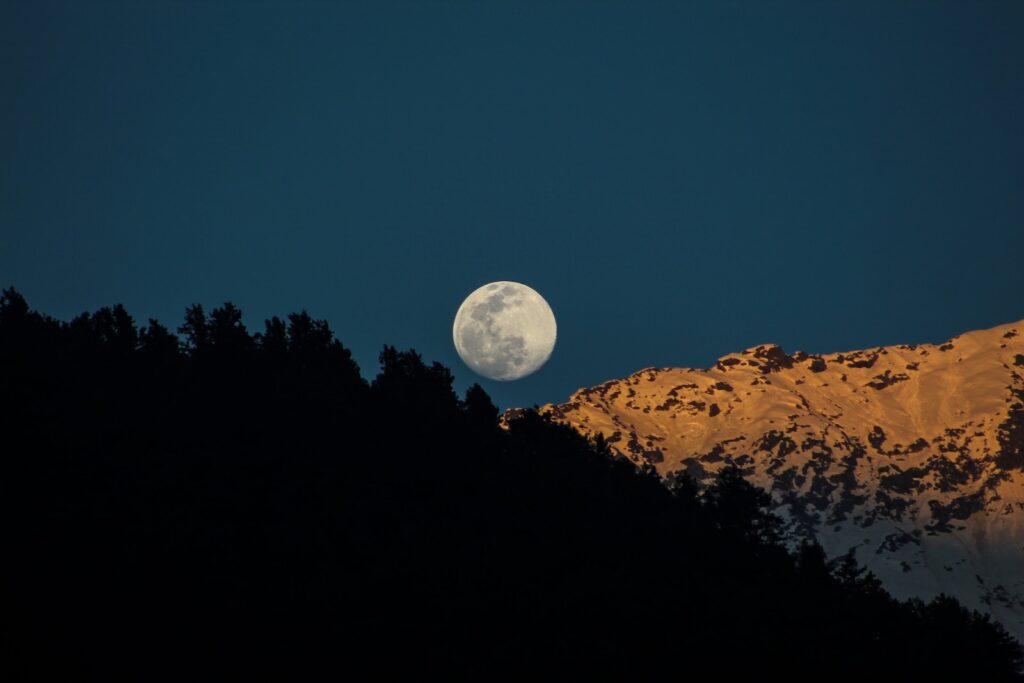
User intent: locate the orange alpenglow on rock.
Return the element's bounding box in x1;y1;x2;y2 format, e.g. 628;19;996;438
505;320;1024;641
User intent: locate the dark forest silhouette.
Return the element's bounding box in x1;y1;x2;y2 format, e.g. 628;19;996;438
1;287;1020;679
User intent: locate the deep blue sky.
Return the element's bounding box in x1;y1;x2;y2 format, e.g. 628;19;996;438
2;1;1023;411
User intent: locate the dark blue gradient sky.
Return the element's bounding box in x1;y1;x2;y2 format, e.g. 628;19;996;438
3;1;1023;410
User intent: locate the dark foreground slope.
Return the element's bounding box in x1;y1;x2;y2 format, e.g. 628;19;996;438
1;289;1020;680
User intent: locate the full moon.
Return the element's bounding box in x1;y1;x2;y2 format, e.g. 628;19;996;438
452;281;557;381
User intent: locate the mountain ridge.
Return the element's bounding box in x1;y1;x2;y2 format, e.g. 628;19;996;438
505;318;1024;640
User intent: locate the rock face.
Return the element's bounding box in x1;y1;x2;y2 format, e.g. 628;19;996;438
511;320;1024;640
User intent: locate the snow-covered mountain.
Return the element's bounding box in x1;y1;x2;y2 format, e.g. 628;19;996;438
507;320;1024;640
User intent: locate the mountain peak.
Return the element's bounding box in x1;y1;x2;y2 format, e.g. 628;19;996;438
505;318;1024;641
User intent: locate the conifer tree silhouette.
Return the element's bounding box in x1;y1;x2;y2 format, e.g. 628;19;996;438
1;286;1020;681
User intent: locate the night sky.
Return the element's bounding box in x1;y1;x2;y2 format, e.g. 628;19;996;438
3;1;1023;411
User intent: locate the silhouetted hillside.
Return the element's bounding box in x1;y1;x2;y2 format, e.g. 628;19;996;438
1;288;1020;679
